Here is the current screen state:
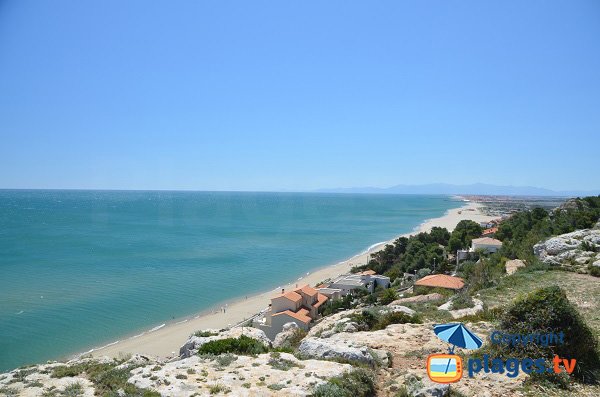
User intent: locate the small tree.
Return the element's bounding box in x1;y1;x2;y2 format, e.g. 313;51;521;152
379;288;399;305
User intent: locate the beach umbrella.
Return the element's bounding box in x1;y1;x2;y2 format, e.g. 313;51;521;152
433;323;483;374
434;323;482;350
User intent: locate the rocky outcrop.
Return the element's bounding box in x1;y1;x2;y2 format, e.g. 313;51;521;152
389;293;444;305
505;259;526;275
129;352;352;396
437;298;484;319
387;305;417;316
298;337;384;366
272;322;301;349
179;327;271;358
533;228;600;273
0;355;162;397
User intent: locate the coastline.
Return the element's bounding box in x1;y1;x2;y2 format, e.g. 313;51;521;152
84;199;494;361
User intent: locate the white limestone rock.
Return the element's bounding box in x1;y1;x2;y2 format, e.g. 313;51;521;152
272;322;301;349
298;337;378;366
129;352;352;396
533;228;600;272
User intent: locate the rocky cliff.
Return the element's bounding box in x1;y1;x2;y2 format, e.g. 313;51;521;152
533;221;600;273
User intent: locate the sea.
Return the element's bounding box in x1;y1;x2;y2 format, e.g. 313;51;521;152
0;190;462;371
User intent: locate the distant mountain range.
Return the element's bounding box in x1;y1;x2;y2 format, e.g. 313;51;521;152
316;183;600;197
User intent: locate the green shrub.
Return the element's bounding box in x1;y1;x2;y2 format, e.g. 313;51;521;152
194;330;219;337
61;382;84;397
267;352;303;371
312;368;376;397
580;241;597;253
589;265;600;277
349;310;379;330
450;291;474;310
215;354;237;367
372;311;422;331
487;285;600;384
0;387;19;397
197;335;268;356
379;289;399;305
321;294;358;317
348;309;421;331
208;384;231;394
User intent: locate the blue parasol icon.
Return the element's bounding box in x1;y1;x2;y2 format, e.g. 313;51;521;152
433;323;483;375
434;323;483;353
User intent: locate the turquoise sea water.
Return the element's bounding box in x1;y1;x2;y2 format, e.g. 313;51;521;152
0;190;461;371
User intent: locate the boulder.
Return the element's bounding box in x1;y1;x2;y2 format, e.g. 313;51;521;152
533;228;600;273
387;305;417;316
179;327;271;358
389;293;444;305
505;259;526;275
413;384;450;397
272;322;300;349
342;322;359;333
298;337;378;366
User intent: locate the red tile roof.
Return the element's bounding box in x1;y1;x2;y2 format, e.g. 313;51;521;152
272;309;311;324
482;227;498;236
299;285;318;297
414;274;465;290
313;293;328;308
274;291;302;303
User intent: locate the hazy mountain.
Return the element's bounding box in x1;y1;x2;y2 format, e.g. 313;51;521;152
316;183;600;197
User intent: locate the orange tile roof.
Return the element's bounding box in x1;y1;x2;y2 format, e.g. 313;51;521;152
313;293;328;308
414;274;465;290
273;290;302;303
482;227;498;236
299;285;318;296
272;309;311;324
360;270;376;275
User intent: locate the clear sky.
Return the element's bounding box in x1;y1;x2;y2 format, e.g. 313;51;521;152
1;1;599;191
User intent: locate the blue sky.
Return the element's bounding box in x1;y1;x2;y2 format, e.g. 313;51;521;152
1;1;599;191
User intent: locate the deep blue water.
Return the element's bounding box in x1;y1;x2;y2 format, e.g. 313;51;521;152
0;190;461;371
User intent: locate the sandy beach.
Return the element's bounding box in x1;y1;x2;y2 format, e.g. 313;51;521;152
89;200;494;360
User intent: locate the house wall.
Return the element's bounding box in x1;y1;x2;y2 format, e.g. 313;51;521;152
271;296;300;313
472;242;501;253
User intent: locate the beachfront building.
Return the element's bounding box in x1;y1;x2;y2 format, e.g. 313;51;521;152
254;285;328;340
414;274;465;292
327;271;391;296
315;287;342;300
471;237;503;254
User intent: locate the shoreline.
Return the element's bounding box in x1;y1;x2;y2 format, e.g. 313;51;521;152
83;199;494;360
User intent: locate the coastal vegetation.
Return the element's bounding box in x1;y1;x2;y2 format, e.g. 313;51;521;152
312;368;376;397
196;335;269;356
470;285;600;388
497;196;600;262
348;309;421;331
50;358;160;397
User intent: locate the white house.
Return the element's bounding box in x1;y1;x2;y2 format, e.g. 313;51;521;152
327;271;391;296
471;237;503;254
